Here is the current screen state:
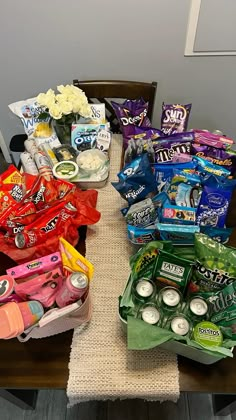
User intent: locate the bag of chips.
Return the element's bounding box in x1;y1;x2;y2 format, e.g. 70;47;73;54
161;103;192;135
189;233;236;295
111;98;151;140
9;97;61;148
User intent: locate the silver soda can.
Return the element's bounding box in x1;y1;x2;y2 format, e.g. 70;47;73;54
20;152;39;175
157;287;182;315
137;302;162;326
132;278;156;305
184;296;210;324
56;272;89;308
24;138;39;156
169;314;191;336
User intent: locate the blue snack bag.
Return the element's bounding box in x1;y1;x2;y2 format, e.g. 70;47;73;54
152;161;197;193
118;154;151;182
112;177;157;205
193;156;231;178
196;176;236;228
200;226;233;244
167;169;202;207
156;223;200;245
127;224;160;244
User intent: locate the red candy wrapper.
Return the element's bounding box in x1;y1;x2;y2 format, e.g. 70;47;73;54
0;164;101;263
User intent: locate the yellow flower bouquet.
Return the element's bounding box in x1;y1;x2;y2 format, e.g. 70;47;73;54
37;84;91;144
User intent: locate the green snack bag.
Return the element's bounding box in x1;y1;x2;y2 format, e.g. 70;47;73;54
153;249;193;291
130;240;173;281
189;233;236;295
209;282;236;339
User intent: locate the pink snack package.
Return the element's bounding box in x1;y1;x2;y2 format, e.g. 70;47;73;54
14;268;63;308
193;130;234;149
7;252;62;284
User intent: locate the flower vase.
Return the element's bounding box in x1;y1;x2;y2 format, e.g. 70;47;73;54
53;120;72;145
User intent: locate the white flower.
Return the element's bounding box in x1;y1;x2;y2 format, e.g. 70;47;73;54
59;101;73;115
48;103;63;120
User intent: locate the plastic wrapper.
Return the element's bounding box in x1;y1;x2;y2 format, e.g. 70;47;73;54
161;103;192;135
111;98;151;140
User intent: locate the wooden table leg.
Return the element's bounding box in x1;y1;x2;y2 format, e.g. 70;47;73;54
0;389;38;410
212;394;236;416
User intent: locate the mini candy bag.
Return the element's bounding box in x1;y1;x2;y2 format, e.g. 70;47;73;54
161;103;192;135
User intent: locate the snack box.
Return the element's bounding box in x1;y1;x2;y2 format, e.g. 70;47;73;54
118;277;232;365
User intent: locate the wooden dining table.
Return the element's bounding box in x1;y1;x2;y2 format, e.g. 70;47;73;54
1;187;236;415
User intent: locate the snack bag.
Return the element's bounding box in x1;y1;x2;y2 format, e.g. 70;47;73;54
161;103;192;135
59;237;94;280
193;156;231;178
189;233;236;295
196;176;236;228
156;222;200;245
127;224;160;245
193;130;234;149
9;97;61;148
167;169;201;207
112;154;157;205
111;98;151;139
124;126;162;150
209;282;236;339
200;226;233;244
153;249;193;291
152;132;194;163
130;241;173;280
153;160;197;193
191;143;236;174
125;198;156;227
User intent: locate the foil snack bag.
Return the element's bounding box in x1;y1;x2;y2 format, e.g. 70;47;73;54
111;98;151;140
189;233;236;295
161;103;192;135
9;97;61;148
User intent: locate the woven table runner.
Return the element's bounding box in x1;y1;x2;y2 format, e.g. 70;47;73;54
67;135;180;405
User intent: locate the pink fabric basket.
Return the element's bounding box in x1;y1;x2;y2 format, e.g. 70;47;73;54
17;292;92;342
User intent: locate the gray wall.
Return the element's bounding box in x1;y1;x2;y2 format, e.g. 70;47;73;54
1;0;236;162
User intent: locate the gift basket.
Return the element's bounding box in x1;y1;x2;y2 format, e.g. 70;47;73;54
0;85;110;340
111;99;236;364
9;85;111;189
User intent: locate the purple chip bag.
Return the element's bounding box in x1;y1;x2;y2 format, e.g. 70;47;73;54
192;143;236;174
161;103;192;135
111;98;151;140
152;132;194;163
123;126;162;150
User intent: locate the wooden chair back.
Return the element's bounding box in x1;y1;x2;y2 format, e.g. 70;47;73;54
73;79;157;133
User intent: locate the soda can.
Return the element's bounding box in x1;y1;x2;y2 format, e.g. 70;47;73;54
24;138;39;156
132;278;156;305
137;302;162;326
0;275;15;301
57;202;77;225
56;272;89;308
15;230;47;249
165;313;192;336
20;152;39;175
157;287;182;315
183;295;210;324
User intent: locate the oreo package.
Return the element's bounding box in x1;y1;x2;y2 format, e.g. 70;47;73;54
153;160;197;193
161;103;192;135
111;98;151;140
